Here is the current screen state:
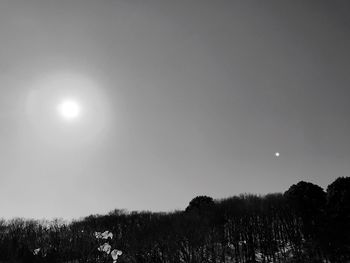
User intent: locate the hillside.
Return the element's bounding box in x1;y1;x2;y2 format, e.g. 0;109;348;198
0;177;349;263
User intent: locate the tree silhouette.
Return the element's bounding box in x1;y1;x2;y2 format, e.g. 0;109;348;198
284;181;327;260
185;196;214;213
325;177;350;262
0;178;349;262
284;182;326;227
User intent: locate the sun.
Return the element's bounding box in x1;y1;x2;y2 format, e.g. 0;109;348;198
57;99;81;120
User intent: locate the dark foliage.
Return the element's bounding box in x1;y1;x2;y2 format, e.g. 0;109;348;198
284;182;326;238
325;177;350;262
0;177;348;263
186;196;214;212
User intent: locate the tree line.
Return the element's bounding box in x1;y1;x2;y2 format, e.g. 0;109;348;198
0;177;348;263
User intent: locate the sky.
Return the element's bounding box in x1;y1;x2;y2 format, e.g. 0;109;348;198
0;0;350;219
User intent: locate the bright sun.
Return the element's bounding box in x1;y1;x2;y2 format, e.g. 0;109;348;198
57;99;81;120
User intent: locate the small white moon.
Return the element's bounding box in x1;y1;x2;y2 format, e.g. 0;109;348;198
57;99;80;120
275;152;280;157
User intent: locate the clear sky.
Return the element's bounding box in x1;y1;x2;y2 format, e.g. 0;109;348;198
0;0;349;219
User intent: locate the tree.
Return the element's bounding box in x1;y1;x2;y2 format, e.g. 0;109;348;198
284;181;326;258
284;181;326;221
326;177;350;218
325;177;350;262
185;196;214;213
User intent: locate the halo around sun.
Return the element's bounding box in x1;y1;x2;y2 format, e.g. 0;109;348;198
25;71;113;147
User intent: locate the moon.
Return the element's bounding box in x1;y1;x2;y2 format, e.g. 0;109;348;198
275;152;280;157
57;99;81;120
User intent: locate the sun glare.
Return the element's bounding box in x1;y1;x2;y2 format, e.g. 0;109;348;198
58;99;80;120
26;72;111;146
